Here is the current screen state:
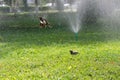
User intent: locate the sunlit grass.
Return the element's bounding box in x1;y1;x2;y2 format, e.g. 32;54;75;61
0;25;120;80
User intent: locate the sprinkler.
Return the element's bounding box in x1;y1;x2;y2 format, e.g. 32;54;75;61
75;32;78;41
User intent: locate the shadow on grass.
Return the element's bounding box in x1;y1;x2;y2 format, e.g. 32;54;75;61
0;27;105;46
1;26;120;45
0;27;120;58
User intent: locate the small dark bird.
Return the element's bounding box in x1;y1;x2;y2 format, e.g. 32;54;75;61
69;50;79;55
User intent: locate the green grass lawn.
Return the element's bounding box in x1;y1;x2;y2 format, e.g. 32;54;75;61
0;14;120;79
0;27;120;80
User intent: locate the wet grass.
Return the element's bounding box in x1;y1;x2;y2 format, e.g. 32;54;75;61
0;26;120;80
0;14;120;79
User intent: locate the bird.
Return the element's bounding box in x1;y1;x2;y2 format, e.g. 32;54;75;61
69;50;79;55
